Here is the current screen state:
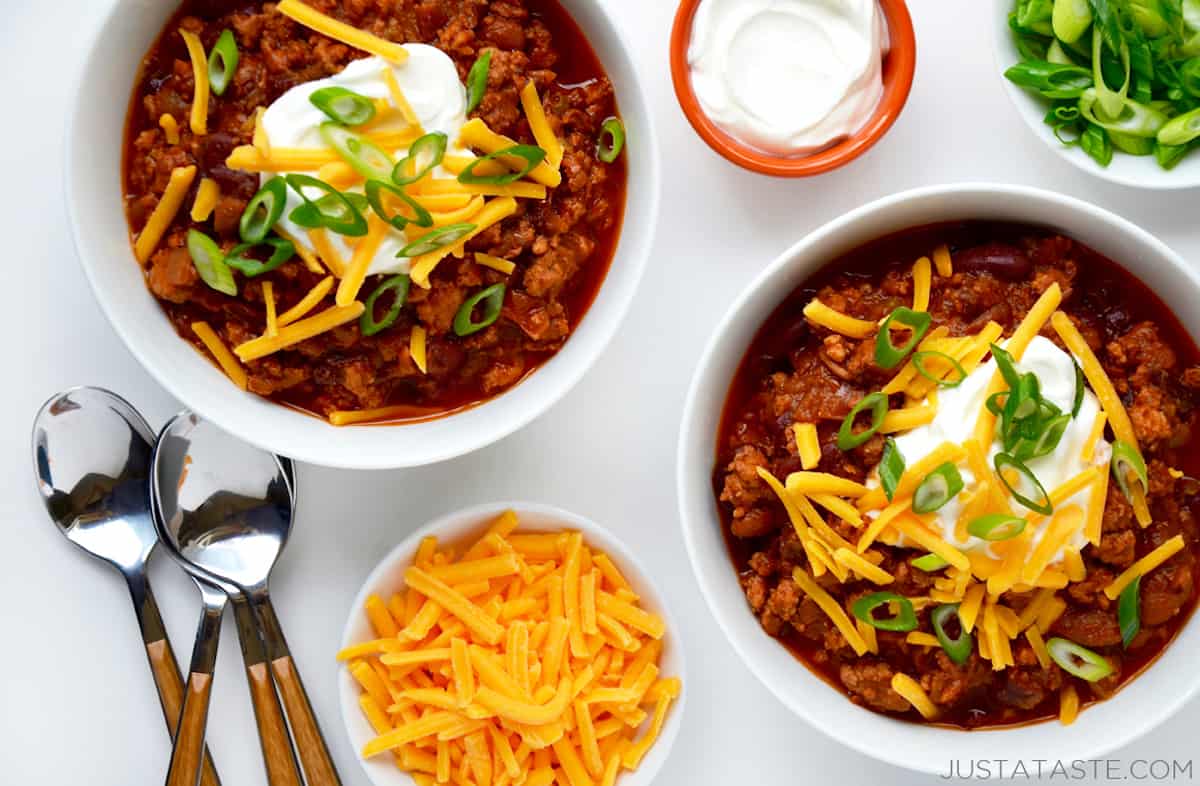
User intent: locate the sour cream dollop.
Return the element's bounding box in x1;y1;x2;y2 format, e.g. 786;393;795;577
261;46;471;277
687;0;886;156
878;336;1110;565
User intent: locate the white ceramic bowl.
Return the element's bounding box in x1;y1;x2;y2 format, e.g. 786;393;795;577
677;183;1200;774
339;501;687;786
65;1;659;470
990;0;1200;189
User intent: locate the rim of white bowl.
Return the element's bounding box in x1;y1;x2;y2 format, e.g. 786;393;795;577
338;501;688;786
677;182;1200;774
989;0;1200;190
63;0;660;470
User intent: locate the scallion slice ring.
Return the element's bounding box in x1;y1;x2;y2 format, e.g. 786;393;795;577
186;229;237;296
912;350;967;388
1047;637;1114;682
994;452;1053;515
851;592;918;632
360;275;411;337
1111;439;1149;503
392;132;448;186
1118;576;1141;649
876;307;932;369
207;29;239;97
879;437;904;502
966;513;1027;542
310;86;377;126
912;553;949;572
836;392;889;451
453;283;506;337
457;144;546;185
912;462;963;514
931;604;973;665
320;123;393;181
398;223;476;258
465;51;491;114
597;117;625;163
239;177;288;244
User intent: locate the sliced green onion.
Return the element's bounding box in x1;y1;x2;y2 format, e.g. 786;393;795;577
1004;60;1094;98
931;604;973;665
1072;360;1085;418
1119;576;1141;649
365;179;432;230
392;132;447;185
1079;88;1168;138
224;237;294;277
1053;0;1093;43
1047;637;1115;682
990;343;1021;389
850;592;918;632
239;177;287;244
458;145;546;185
1022;412;1071;460
310;86;376;126
1158;106;1200;145
1081;122;1114;166
1111;439;1149;502
836;392;889;451
398;223;476;258
186;229;236;296
285;174;368;237
967;513;1027;541
597;117;625;163
453;283;506;337
207;29;239;97
912;463;964;514
876;307;932;369
879;437;905;502
986;391;1009;415
320;123;393;181
994;452;1053;515
1091;27;1132;119
912;553;949;572
912;350;967;388
465;51;491;114
360;275;410;337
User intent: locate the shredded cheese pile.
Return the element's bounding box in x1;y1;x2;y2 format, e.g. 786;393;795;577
760;246;1185;725
338;511;681;786
131;3;564;419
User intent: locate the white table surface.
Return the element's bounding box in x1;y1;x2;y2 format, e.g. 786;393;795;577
4;1;1200;782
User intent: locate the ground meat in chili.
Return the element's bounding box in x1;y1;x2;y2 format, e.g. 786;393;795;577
124;0;626;421
714;222;1200;728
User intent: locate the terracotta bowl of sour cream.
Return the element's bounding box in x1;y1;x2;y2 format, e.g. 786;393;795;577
670;0;916;177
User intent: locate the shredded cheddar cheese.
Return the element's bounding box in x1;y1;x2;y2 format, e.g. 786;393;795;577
279;276;334;326
411;325;428;374
474;252;516;276
520;81;564;169
190;177;220;222
276;0;410;63
191;321;247;390
410;198;518;287
459;118;562;188
932;244;952;277
1105;535;1185;599
178;29;209;135
802;299;876;339
159;113;180;144
134;165;197;263
791;423;821;470
234;302;365;361
339;512;679;784
791;568;869;655
911;256;932;312
262;281;279;338
891;673;938;719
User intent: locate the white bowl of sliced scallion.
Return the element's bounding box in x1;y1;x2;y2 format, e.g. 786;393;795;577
993;0;1200;188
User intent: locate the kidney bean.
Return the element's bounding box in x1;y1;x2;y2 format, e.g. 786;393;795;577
953;243;1032;280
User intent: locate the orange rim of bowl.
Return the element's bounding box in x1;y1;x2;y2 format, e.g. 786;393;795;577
669;0;917;177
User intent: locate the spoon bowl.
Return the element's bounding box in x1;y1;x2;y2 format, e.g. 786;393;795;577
33;386;158;575
152;411;293;594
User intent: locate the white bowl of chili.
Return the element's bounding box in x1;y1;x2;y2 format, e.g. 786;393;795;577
65;0;658;469
337;501;686;786
678;183;1200;773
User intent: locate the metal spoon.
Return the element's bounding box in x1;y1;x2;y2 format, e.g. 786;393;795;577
30;387;221;786
150;416;304;786
152;411;342;786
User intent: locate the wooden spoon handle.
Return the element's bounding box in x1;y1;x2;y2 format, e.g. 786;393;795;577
146;639;222;786
246;661;303;786
165;672;214;786
272;655;342;786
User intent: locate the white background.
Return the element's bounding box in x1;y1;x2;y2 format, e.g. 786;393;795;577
3;1;1200;783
